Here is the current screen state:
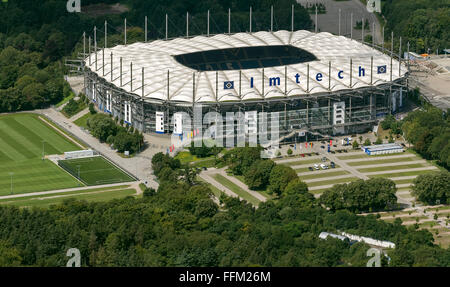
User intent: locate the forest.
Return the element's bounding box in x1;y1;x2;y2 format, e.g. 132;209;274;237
381;0;449;53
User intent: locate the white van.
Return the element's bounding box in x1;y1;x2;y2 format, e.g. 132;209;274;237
314;164;320;170
320;163;328;170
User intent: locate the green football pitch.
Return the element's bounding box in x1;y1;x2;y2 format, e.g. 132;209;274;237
58;156;136;186
0;113;83;195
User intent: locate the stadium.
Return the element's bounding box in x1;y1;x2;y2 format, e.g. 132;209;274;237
83;29;408;142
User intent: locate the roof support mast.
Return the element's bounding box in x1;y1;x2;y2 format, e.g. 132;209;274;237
291;4;294;32
94;26;97;71
207;10;210;36
186;12;189;38
270;5;273;32
165;14;168;40
249;7;252;33
145;16;147;42
338;9;341;36
124;18;127;45
104;20;107;48
228;8;231;34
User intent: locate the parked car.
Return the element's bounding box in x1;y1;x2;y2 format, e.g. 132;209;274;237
308;167;314;171
320;163;328;170
314;164;320;170
330;162;336;168
321;145;325;149
321;157;327;162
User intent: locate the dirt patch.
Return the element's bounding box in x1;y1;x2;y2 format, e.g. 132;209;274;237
81;3;129;17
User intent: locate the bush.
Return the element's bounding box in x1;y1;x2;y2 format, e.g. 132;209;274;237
88;102;96;114
287;148;293;156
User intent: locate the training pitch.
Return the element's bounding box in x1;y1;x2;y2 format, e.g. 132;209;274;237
0;113;82;195
58;156;135;186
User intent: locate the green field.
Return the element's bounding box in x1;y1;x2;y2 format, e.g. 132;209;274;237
73;112;91;128
347;157;415;166
306;177;359;188
0;113;83;195
0;186;138;208
59;156;135;186
358;163;426;173
299;170;349;180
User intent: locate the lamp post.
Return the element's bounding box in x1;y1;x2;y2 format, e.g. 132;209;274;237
9;172;13;195
42;141;45;161
77;165;81;186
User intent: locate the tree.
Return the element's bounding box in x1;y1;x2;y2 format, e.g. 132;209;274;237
287;148;293;156
244;160;275;190
364;138;372;146
352;141;359;149
375;137;383;145
412;171;450;205
268;165;298;196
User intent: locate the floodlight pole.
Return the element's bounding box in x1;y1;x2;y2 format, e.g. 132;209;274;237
262;68;264;97
291;4;294;32
228;8;231;34
145;16;148;42
124;18;127;45
42;141;45;161
167;70;170;101
9;173;13;195
165;14;168;40
270;5;273;32
207;10;210;36
77;166;81;186
407;41;410;73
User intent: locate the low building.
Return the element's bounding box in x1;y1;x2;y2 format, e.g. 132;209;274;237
361;143;404;156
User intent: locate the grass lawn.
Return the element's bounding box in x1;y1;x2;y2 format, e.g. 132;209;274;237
369;170;434;179
234;175;274;200
73;112;91;129
358;163;427;173
213;174;260;206
307;177;359;188
347;157;416;166
58;156;135;186
299;170;349;180
1;188;138;208
55;93;74;108
337;152;409;160
197;176;224;199
0;113;83;195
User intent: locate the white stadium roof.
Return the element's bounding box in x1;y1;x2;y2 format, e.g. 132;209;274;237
85;30;407;104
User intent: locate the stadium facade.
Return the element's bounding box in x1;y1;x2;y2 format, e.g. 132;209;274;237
83;30;408;142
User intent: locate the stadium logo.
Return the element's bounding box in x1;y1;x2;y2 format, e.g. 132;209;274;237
230;64;389;89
